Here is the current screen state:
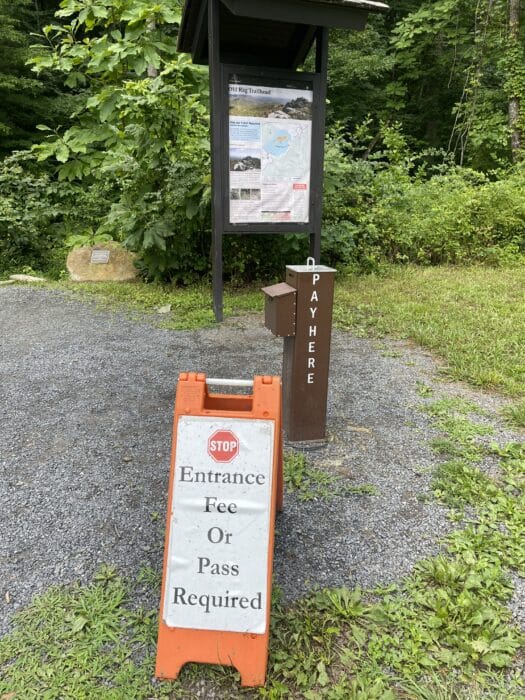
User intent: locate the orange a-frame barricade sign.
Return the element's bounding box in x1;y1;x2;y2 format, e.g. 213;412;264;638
156;372;283;687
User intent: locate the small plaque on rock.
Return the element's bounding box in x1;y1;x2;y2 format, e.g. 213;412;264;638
91;250;110;264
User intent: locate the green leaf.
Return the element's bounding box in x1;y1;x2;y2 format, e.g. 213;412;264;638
351;624;367;646
58;159;84;181
56;143;70;163
99;94;119;122
132;57;148;75
316;661;329;687
70;615;88;634
160;9;181;24
471;638;490;654
482;652;512;668
65;71;86;88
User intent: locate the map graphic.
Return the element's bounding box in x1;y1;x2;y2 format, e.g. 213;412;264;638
262;123;311;181
263;129;291;157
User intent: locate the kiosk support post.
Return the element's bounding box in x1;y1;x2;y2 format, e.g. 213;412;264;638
310;26;329;264
209;0;224;322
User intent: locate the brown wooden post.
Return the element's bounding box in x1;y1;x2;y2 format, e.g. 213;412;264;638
262;260;336;442
208;0;224;322
282;262;335;442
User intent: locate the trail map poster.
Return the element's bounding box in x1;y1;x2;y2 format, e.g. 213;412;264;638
228;81;313;224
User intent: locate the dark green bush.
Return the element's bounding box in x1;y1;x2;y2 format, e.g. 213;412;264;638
355;168;525;267
0;152;116;277
321;123;525;270
100;158;211;284
0;153;67;275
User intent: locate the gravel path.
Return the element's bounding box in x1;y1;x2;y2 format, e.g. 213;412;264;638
0;286;523;636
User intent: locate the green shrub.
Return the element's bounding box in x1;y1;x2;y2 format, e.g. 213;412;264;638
99;156;210;284
321;122;525;270
0;153;67;275
358;168;525;266
0;152;117;277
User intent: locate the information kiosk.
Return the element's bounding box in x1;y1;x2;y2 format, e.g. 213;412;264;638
177;0;389;321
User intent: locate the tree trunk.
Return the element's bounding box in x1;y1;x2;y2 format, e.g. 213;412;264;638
147;19;158;78
508;0;521;160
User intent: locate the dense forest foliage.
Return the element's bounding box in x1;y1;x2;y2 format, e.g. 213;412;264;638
1;0;524;280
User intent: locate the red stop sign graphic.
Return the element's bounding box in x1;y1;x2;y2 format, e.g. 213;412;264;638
208;429;239;463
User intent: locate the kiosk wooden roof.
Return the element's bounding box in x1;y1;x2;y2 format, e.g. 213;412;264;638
178;0;389;69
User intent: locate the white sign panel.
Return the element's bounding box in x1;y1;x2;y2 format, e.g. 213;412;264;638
90;249;110;264
228;82;312;224
163;416;275;634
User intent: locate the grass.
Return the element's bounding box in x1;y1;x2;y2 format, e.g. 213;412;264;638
502;399;525;429
0;570;170;700
50;279;264;330
283;451;378;501
334;265;525;398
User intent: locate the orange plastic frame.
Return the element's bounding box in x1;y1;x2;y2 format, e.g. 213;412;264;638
155;372;283;687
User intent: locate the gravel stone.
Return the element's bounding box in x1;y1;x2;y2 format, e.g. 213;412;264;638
0;286;523;637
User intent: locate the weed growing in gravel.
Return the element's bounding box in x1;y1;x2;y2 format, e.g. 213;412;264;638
416;382;434;398
423;397;484;418
423;397;492;464
502;399;525;429
283;451;377;501
439;441;525;574
137;565;162;589
262;551;523;697
0;575;178;699
432;460;499;510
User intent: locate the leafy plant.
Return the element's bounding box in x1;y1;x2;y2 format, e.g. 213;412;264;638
65;228;115;249
283;451;377;501
424;397;492;464
0;152;68;275
0;149;120;277
501;399;525;429
30;0;215;283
